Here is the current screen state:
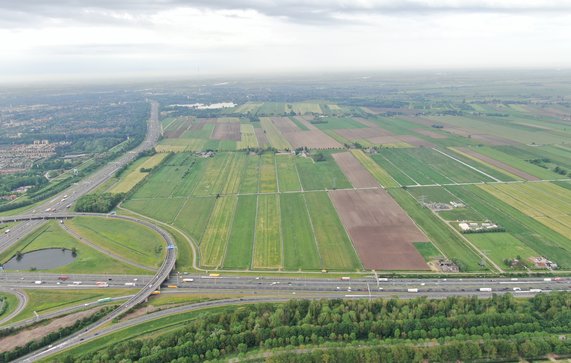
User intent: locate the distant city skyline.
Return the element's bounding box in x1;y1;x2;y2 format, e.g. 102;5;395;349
1;0;570;83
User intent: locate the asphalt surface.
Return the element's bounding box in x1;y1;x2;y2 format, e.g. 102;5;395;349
0;288;27;326
0;100;161;255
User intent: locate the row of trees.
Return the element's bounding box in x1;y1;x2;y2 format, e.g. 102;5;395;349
70;293;571;362
74;193;125;213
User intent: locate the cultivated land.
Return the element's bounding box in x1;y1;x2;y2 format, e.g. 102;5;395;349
329;189;429;270
112;95;571;274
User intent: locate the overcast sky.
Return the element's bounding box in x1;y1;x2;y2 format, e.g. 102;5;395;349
1;0;570;82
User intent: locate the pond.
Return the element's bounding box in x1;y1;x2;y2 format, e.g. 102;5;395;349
1;248;76;270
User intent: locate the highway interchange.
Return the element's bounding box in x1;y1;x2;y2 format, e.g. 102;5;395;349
1;100;570;360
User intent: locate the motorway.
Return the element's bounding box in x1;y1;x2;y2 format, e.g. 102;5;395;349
0;100;161;255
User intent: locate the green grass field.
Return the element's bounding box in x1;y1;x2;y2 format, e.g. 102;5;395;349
259;153;278;193
66;217;165;268
465;233;539;268
237;124;258;149
389;189;486;272
350;149;400;188
276;154;302;192
295;155;352;191
260;118;291;150
0;221;148;274
480;182;571;241
122;198;185;224
0;292;19;322
252;194;282;269
414;242;443;261
281;193;321;270
223;195;257;269
199;196;237;268
109;154;168;194
371;148;496;185
240;155;260;193
446;184;571;268
304;192;361;270
172;197;216;243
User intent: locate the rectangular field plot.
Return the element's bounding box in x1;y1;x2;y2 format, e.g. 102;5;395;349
237;124;259;149
371;148;497;186
130;154;203;198
350;150;400;188
199;196;238;268
304;192;361;270
446;185;571;268
281;193;321;270
173;197;216;242
240;155;260;193
123;198;185;225
480;183;571;241
313;116;367;130
466;233;539;268
329;189;429;270
109;153;169;194
259;153;278;193
223;195;257;269
193;153;246;196
450;147;538;181
295;155;352;191
252;194;282;269
389;189;486;271
332;152;378;188
260;118;292;150
276;155;302;192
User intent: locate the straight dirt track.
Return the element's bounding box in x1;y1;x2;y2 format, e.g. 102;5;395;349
329;189;429;270
332;152;378;188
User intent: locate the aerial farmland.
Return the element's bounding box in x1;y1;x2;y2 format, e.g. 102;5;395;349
113;93;571;274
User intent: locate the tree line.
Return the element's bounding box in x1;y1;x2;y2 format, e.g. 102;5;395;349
65;293;571;362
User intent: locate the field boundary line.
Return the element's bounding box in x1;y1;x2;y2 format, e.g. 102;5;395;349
250;195;260;270
220;196;239;270
293;156;305;192
301;193;324;269
433;148;501;182
431;207;504;273
325;191;365;271
277;194;284;270
377;152;420;185
274;154;281;193
171;197;191;225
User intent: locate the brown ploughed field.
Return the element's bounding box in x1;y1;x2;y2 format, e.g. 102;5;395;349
414;129;448;139
211;123;241;141
294;116;318;130
332;152;378;188
271;117;300;133
396;135;435;148
282;130;342;149
190;118;208;131
255;128;269;148
329;189;429;270
335;127;392;140
457;147;540;180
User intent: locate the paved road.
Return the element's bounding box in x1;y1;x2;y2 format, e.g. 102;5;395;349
0;288;27;326
0;294;133;331
0;100;161;256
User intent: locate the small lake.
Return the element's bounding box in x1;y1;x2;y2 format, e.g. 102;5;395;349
2;248;76;270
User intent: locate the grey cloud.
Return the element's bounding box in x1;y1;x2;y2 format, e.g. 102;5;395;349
1;0;571;28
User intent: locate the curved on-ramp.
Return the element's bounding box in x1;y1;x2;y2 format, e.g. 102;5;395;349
1;212;176;362
0;288;27;326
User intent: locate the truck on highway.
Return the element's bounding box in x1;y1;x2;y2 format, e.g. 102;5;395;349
530;288;543;293
124;282;136;287
97;297;112;303
479;288;492;292
407;288;419;293
208;273;220;278
167;285;178;288
72;281;82;285
182;278;194;282
4;229;9;234
543;278;552;282
96;281;109;287
151;290;161;295
34;280;43;285
58;275;69;281
340;277;351;281
378;278;389;282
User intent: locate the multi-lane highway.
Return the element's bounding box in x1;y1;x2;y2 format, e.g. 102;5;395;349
0;100;161;255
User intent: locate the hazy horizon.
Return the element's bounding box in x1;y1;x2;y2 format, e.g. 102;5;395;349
2;0;571;83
